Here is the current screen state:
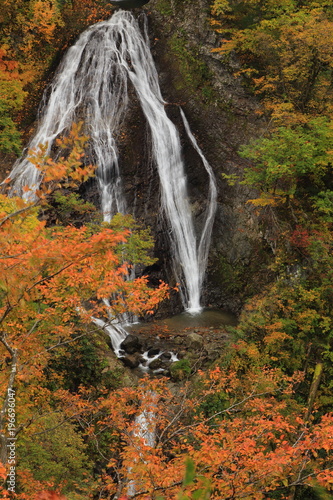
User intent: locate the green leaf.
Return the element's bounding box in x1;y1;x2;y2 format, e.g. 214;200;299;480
183;458;196;486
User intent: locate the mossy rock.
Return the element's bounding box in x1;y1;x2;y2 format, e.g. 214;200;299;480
170;358;192;381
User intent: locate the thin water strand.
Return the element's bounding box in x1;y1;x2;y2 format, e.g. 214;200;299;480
112;14;202;311
180;108;218;294
91;316;127;357
127;390;157;497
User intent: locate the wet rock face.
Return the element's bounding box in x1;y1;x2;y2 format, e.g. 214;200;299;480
144;0;274;313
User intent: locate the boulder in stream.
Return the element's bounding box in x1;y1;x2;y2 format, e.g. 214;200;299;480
120;334;142;354
188;332;204;350
122;353;141;369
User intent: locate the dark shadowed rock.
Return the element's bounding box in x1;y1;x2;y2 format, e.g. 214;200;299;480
109;0;149;9
148;347;160;357
122;354;141;369
149;358;164;370
120;334;142;354
160;352;172;361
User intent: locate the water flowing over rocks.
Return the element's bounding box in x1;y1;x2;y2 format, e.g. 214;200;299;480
91;312;232;385
116;320;231;379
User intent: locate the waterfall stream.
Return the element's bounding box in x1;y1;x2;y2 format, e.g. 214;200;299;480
6;10;217;315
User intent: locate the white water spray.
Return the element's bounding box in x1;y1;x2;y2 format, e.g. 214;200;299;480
90;316;127;357
6;10;217;313
127;390;157;497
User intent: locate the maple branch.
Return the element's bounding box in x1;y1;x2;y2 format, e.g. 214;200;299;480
0;201;39;228
0;263;75;329
24;261;76;293
31;414;82;437
44;333;87;352
156;383;191;446
24;247;103;295
166;389;278;442
0;252;29;260
128;480;183;499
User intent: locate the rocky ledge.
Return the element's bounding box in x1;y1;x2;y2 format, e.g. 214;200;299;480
117;324;231;380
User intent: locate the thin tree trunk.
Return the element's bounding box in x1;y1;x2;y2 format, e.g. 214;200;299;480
0;336;18;466
305;360;323;423
288;485;296;500
288;359;324;500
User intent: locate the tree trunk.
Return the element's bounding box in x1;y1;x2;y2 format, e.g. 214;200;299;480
0;336;18;466
305;360;323;423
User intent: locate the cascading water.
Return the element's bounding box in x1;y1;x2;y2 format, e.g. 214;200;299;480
179;108;217;307
6;10;217;315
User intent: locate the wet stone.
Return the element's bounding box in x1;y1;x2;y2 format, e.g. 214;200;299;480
188;332;204;349
148;347;160;357
160;352;172;361
120;334;142;354
122;354;141;369
148;358;164;370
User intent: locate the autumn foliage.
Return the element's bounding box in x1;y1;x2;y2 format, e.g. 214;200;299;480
0;129;168;497
212;0;333;124
90;368;333;499
0;0;333;498
1;132;332;500
0;0;114;156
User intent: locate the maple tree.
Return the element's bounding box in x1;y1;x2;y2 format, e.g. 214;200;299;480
0;127;169;497
0;0;114;156
212;1;333;125
76;367;333;500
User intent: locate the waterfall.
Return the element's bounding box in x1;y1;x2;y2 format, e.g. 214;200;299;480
6;10;217;313
180;108;217;297
127;391;157;497
90;316;127;357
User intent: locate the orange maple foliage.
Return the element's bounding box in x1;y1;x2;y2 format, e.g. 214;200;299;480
0;0;115;155
35;493;67;500
0;128;169;496
94;369;333;499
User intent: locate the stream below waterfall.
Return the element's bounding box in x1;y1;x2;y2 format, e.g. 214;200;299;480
113;308;237;376
126;308;237;334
